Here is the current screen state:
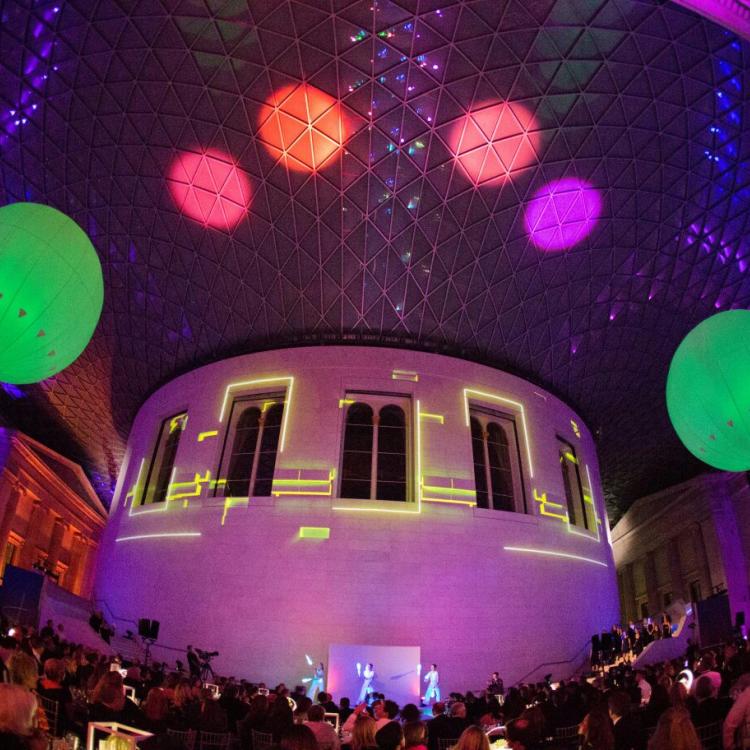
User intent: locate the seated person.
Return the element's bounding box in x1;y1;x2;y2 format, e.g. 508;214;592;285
304;704;341;750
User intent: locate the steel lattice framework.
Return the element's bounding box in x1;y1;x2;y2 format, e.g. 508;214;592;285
2;0;750;520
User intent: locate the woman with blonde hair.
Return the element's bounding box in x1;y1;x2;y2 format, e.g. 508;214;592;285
351;712;378;750
0;683;46;750
8;651;50;733
453;726;490;750
647;707;700;750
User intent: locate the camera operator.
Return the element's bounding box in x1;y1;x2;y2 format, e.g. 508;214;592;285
187;645;200;680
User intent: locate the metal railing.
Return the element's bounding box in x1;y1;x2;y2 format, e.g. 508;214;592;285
512;638;592;686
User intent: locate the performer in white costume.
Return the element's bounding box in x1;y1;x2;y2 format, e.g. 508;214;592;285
423;663;440;703
307;662;325;698
358;663;375;703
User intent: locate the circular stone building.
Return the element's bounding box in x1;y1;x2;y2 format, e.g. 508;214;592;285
96;346;618;691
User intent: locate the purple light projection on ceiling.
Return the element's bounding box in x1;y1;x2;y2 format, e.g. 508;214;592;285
524;178;602;252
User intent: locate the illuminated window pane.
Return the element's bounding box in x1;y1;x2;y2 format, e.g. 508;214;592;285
141;412;187;505
469;408;525;513
219;395;285;497
340;396;411;502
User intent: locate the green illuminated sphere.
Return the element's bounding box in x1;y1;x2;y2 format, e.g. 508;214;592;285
0;202;103;384
666;310;750;471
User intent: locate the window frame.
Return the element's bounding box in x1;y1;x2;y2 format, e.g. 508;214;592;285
468;405;528;514
139;411;188;506
214;391;287;499
338;391;413;503
556;435;594;531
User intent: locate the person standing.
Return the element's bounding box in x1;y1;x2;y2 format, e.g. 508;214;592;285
186;646;200;680
423;664;440;704
359;663;375;703
307;662;325;699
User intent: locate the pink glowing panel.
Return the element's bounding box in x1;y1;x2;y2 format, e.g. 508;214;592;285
450;101;540;186
257;84;348;172
524;178;602;252
167;149;251;229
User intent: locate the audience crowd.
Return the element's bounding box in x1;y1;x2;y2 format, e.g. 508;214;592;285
2;611;750;750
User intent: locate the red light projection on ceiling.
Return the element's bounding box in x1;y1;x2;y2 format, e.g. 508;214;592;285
257;84;348;172
449;101;540;186
167;149;251;230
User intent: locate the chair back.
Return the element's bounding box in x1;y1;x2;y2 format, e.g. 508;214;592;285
696;721;722;750
198;731;231;750
167;728;197;750
252;729;274;750
37;694;60;737
438;738;460;750
554;724;580;740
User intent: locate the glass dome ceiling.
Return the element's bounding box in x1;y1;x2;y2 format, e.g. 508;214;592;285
2;0;749;521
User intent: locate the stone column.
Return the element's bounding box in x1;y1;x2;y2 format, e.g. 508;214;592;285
66;532;86;595
691;523;714;599
77;540;96;599
710;486;750;622
46;517;67;571
644;551;661;615
19;499;44;567
668;537;686;602
621;562;637;622
0;480;23;556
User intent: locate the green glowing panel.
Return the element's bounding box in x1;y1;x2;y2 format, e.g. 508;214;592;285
666;310;750;471
0;202;103;384
299;526;330;539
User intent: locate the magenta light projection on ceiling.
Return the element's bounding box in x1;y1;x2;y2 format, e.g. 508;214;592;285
167;150;252;230
449;101;540;186
524;178;602;252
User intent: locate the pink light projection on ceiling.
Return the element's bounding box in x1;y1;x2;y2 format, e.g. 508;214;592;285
524;178;602;252
257;83;349;172
167;150;251;230
449;101;540;186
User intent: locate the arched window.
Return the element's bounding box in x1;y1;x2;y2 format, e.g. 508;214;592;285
340;403;374;500
340;397;410;501
141;412;187;505
218;396;286;497
469;409;525;513
558;438;589;529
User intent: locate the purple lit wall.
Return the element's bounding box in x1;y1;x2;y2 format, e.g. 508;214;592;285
95;347;618;688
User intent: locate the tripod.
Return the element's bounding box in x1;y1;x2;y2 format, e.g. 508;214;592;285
200;659;215;682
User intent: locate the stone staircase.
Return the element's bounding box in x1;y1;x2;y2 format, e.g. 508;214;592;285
38;581;145;662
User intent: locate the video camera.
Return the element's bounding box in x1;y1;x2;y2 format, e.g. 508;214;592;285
197;649;219;661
